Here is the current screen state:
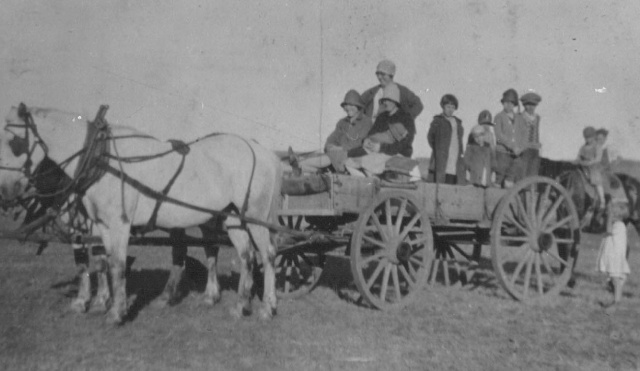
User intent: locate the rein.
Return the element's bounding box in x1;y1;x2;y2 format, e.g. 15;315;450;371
6;103;275;239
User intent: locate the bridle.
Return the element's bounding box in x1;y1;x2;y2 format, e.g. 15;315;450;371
1;102;49;178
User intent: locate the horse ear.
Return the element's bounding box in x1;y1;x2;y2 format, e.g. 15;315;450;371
17;102;28;120
8;135;28;157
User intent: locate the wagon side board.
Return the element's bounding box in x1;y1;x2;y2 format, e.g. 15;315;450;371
277;174;508;227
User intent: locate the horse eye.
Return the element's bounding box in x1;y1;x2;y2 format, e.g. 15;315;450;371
8;136;28;157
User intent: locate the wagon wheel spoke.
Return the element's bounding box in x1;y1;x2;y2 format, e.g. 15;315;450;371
526;185;538;229
406;235;429;247
398;213;421;241
541;195;565;228
522;250;534;298
536;184;552;225
540;253;556;284
509;249;532;287
379;264;392;302
394;198;408;234
362;234;389;250
500;236;530;243
384;199;394;238
370;213;389;242
365;261;387;290
544;251;569;267
515;194;534;231
543;215;573;233
391;266;402;301
554;238;575;245
399;264;415;287
534;253;544;296
504;212;530;237
359;249;386;268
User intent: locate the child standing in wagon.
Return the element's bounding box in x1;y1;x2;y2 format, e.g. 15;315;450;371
596;200;631;313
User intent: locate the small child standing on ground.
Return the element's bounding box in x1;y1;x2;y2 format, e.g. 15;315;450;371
464;125;494;188
596;201;630;313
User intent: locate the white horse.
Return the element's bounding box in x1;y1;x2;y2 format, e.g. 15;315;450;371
0;104;282;324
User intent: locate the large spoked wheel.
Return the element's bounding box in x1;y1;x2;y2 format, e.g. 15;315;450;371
350;190;433;310
491;176;580;302
273;215;326;299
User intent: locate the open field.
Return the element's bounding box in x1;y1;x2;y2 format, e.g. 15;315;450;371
0;222;639;371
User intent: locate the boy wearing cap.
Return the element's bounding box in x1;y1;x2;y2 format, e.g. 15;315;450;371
578;126;605;210
427;94;465;184
493;88;528;187
361;60;424;121
345;83;416;176
519;92;542;177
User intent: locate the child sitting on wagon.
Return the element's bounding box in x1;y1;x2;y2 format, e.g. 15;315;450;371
577;126;606;211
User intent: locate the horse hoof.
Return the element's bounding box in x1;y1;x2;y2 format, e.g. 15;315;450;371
230;304;251;319
203;293;221;306
70;299;88;314
88;298;109;314
151;295;170;309
105;311;123;326
258;306;275;321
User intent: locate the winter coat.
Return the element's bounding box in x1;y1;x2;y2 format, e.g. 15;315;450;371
361;83;424;120
347;108;416;158
427;114;465;184
324;112;373;152
494;111;528;154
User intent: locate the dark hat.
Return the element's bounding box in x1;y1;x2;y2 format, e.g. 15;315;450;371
341;89;364;108
583;126;596;138
520;92;542;106
501;89;519;105
478;110;493;125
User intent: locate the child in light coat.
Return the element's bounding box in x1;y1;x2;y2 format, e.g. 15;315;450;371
596;200;630;313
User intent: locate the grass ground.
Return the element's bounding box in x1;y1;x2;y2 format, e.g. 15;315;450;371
0;224;638;371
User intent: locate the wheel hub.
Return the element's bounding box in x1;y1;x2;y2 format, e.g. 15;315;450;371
396;242;411;263
537;232;554;252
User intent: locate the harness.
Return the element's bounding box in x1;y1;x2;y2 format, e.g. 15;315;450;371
3;103;287;239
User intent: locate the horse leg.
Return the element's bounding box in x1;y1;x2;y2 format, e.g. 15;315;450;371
227;224;255;318
99;223;131;325
89;244;111;313
250;224;277;320
201;223;221;305
70;238;91;313
153;229;187;308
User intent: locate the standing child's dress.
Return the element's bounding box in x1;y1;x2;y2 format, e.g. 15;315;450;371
597;220;630;280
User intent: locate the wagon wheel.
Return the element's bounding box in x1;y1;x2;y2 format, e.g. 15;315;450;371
491;176;579;301
350;190;433;310
272;215;326;299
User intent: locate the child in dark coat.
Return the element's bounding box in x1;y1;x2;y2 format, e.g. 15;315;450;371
464;125;494;187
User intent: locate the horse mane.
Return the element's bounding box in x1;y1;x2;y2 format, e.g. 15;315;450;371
539;157;578;179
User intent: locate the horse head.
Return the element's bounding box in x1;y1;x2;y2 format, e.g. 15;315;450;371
0;103;85;202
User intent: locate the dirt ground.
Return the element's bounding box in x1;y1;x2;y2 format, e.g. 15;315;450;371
0;222;638;371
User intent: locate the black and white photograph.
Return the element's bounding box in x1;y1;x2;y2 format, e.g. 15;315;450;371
0;1;638;370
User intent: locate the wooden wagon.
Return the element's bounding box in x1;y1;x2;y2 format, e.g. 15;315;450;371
271;173;580;310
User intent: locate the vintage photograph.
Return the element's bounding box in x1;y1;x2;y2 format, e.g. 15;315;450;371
0;1;638;370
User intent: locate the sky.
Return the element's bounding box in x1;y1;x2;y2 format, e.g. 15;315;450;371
1;0;639;160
